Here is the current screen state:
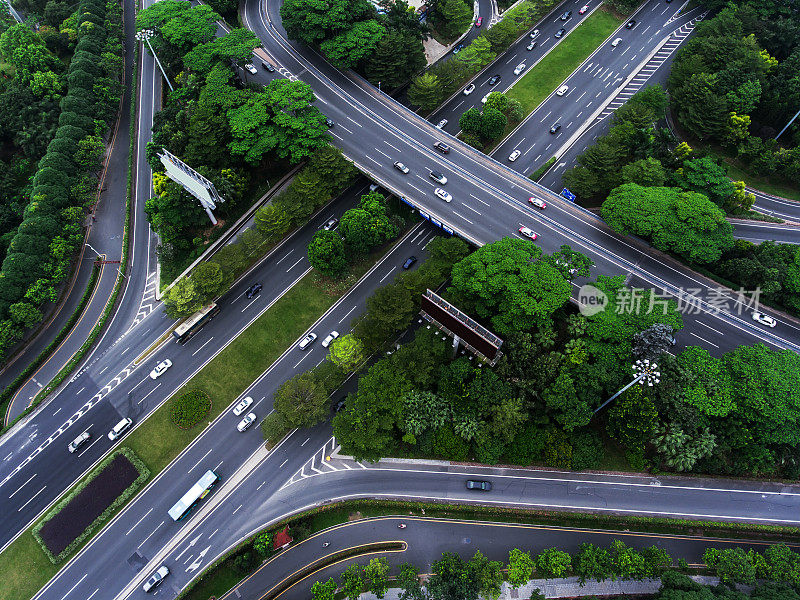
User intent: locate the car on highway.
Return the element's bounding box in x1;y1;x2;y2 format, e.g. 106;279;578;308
556;84;569;96
555;27;566;38
463;83;475;95
453;43;464;54
143;566;169;593
530;28;539;39
549;122;561;133
513;62;526;75
430;170;447;185
560;10;572;20
481;93;490;104
321;330;339;348
434;187;452;203
528;196;547;209
466;480;492;491
625;19;636;28
394;161;410;173
579;4;589;13
402;256;417;269
752;312;777;328
526;41;538;50
611;37;622;47
261;61;276;72
244;63;257;74
518;226;538;240
436;119;448;129
246;283;263;298
298;332;317;350
108;418;132;441
68;431;90;453
475;16;483;26
233;396;253;416
237;412;256;432
508;150;521;162
323;217;339;230
149;359;172;380
487;74;501;86
326;118;335;127
434;141;450;154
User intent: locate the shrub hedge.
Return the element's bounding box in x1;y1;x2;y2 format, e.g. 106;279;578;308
529;156;556;181
31;447;149;564
170;390;212;429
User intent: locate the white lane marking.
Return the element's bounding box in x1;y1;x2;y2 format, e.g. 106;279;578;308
463;204;481;215
242;297;259;312
689;332;719;348
53;407;62;416
77;387;86;395
18;485;46;512
77;435;102;457
301;437;310;446
695;321;723;335
192;337;214;357
280;459;288;468
87;589;99;600
379;266;397;283
187;448;213;474
346;116;363;127
98;366;109;376
539;109;552;123
383;140;401;152
276;250;293;265
8;473;36;499
338;304;359;324
138;520;164;549
209;528;219;539
452;211;474;224
232;504;242;515
375;148;392;160
286;257;305;272
58;573;87;600
138;383;161;405
120;347;130;356
125;508;153;535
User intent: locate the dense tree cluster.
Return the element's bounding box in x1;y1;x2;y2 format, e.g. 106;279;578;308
408;0;559;110
0;0;123;362
456;92;524;151
281;0;426;87
668;1;800;183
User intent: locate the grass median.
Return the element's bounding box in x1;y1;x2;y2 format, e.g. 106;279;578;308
507;9;623;117
0;243;398;600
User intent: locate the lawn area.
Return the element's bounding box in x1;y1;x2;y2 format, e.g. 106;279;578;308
507;9;624;116
0;244;394;600
723;159;800;203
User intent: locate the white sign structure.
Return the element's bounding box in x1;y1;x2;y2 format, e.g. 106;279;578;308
158;149;225;224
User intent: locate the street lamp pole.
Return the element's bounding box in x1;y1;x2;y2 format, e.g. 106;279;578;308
136;29;175;92
594;358;660;414
85;242;102;258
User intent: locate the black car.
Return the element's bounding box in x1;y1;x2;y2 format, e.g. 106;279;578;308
323;217;339;231
434;141;450;154
325;118;335;127
555;27;566;38
261;61;276;72
560;10;572;20
550;122;561;134
466;480;492;491
487;74;501;86
246;283;263;299
625;19;636;28
402;256;417;270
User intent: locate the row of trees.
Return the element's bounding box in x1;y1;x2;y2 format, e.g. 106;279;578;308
668;2;800;183
458;91;524;151
311;542;800;600
0;0;123;363
261;236;470;444
163;147;358;318
137;0;333;278
281;0;427;88
408;0;560;111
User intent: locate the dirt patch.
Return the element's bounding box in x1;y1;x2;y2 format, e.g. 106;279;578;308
348;511;364;521
38;454;138;556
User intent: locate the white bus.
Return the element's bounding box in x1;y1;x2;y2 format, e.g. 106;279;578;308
168;470;219;521
173;303;219;344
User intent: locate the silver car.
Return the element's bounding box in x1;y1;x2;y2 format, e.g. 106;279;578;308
434;188;452;203
143;565;169;593
149;359;172;380
237;412;257;432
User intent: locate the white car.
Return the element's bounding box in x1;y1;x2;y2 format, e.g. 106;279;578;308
298;332;317;350
518;226;538;240
394;161;410;173
434;188;452;203
149;359;172;380
436;119;448;129
513;62;526;75
237;412;257;432
556;84;569;96
508;150;521;162
530;28;539;39
481;93;490;104
233;396;253;416
143;566;169;593
244;63;257;74
528;196;547;209
611;37;622;47
463;83;475;95
752;312;777;328
108;418;132;441
321;331;340;348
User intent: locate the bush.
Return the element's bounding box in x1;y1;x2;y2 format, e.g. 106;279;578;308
543;429;572;469
232;551;257;573
570;430;604;471
529;157;556;181
431;424;470;461
170;390;212;429
260;410;292;444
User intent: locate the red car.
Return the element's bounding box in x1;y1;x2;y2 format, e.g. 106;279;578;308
528;196;547;209
475;16;483;27
579;4;589;14
518;227;538;240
